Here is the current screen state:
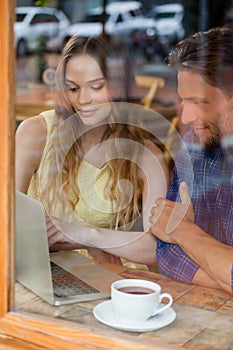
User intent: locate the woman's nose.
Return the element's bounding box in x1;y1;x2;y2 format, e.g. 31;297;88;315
78;87;92;105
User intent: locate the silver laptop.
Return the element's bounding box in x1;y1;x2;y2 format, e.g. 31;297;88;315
15;190;122;306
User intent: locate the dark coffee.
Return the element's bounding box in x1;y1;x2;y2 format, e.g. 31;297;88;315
117;286;154;295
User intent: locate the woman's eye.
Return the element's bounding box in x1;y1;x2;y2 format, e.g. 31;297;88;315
91;83;105;90
67;86;79;93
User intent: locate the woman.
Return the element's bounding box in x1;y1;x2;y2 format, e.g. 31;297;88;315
16;35;169;268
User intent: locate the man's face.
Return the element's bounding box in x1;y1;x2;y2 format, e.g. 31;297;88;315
178;70;233;150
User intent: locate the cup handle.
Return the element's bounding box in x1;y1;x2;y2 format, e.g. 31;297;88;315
151;293;173;317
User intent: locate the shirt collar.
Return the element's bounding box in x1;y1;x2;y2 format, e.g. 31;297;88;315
221;134;233;161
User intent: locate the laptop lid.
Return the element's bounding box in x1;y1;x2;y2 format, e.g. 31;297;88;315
15;190;122;305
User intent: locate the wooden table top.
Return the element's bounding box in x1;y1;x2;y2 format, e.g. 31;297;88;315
14;263;233;350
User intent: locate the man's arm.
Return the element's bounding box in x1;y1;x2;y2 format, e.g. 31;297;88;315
174;221;233;293
156;240;221;289
150;182;233;294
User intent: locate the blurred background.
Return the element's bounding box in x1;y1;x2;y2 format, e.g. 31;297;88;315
15;0;233;144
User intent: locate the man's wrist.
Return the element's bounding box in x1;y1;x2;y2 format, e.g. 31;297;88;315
172;220;195;245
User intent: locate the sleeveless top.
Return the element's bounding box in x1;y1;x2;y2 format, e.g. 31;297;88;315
28;110;114;228
27;110;149;270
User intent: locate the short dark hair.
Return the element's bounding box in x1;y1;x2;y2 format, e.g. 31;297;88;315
167;25;233;95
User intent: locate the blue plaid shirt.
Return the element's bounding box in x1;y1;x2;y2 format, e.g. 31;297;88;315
156;129;233;292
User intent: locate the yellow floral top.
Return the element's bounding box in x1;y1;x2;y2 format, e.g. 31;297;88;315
28;110;113;227
27;110;148;270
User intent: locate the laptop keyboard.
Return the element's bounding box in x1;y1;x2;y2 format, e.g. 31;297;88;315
50;261;100;298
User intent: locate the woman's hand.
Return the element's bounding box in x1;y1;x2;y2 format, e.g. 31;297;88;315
46;216;77;247
88;248;123;265
46;216;123;265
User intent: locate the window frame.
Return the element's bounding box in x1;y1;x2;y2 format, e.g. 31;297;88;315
0;2;165;349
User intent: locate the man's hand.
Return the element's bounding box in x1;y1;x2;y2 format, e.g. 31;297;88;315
149;182;194;242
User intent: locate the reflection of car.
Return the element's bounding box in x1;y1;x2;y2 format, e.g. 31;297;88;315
146;3;185;44
131;27;169;61
15;6;70;56
62;1;156;45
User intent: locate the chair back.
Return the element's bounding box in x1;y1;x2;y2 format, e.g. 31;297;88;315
135;75;165;108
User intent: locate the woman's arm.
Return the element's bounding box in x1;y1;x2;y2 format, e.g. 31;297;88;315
15;115;47;192
141;140;169;232
47;216;157;265
46;140;169;266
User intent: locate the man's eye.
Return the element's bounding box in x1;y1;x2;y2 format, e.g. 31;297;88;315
194;99;208;105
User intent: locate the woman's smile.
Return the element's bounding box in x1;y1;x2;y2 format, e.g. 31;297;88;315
78;107;99;118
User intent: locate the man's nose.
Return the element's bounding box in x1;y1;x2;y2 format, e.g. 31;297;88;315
180;103;198;125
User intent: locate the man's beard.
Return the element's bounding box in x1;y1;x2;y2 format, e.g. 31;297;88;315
204;123;221;154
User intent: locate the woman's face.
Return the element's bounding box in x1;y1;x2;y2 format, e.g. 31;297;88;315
65;54;112;126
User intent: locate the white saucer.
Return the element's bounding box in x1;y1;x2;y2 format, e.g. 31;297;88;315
93;300;176;332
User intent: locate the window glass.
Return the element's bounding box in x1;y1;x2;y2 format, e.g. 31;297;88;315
116;14;123;23
16;13;27;22
31;13;59;25
14;0;233;320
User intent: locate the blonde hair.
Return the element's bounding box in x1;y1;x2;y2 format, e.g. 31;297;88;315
40;35;151;230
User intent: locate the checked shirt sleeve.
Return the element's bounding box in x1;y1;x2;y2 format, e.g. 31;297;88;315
156;240;199;284
156;152;199;284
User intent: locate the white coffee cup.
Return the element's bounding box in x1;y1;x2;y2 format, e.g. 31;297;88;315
111;279;173;323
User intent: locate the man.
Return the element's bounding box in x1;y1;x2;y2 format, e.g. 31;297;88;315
149;26;233;294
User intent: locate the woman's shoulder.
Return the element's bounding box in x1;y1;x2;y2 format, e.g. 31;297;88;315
15;110;57;154
15;114;48;178
39;109;56;123
16;109;55;136
16;113;47;137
